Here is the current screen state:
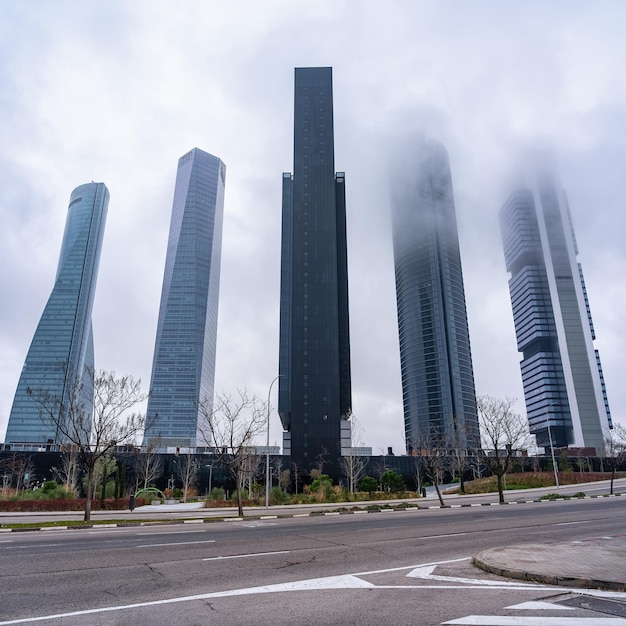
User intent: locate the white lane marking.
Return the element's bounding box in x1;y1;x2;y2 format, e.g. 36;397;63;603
422;533;467;539
444;617;626;625
137;540;216;548
18;544;60;549
406;565;537;587
0;540;13;543
135;529;208;535
203;550;289;561
505;602;575;610
555;521;590;526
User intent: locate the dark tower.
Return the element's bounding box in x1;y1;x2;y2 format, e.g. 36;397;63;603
278;67;352;477
500;152;611;453
391;139;479;454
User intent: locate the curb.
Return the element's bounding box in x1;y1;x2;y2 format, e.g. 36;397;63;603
472;551;626;593
0;492;621;534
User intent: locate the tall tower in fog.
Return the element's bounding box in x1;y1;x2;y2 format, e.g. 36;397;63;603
500;152;611;453
278;67;352;476
6;182;109;443
391;139;479;454
143;148;225;449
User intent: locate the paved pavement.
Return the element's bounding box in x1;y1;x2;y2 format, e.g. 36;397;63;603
474;534;626;592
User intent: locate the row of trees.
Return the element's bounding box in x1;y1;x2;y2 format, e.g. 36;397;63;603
22;366;626;520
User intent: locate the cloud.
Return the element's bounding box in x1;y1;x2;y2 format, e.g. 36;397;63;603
1;1;624;453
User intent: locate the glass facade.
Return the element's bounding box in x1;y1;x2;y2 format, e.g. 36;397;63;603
279;67;352;476
5;183;109;443
500;153;611;452
391;139;479;454
143;148;225;449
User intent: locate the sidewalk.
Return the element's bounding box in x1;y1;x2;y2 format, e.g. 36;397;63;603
474;535;626;592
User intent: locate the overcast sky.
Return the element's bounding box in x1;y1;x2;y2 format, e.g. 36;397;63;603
1;1;624;454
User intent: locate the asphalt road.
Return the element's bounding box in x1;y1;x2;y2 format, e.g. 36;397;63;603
1;496;625;625
2;477;624;525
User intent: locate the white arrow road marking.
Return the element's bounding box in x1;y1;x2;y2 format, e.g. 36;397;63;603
203;550;289;561
443;617;626;625
137;539;216;548
406;565;538;587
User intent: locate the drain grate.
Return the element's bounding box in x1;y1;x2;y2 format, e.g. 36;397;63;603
558;595;626;618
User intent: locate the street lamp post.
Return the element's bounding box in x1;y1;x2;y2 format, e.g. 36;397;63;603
206;464;213;500
545;403;560;489
265;375;281;508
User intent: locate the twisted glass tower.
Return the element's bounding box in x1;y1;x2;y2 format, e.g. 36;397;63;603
279;67;352;476
5;182;109;444
391;139;479;454
143;148;226;449
500;152;611;453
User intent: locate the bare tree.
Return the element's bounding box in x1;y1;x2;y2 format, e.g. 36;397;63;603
28;368;146;521
0;454;35;493
52;446;80;495
292;462;301;495
341;453;367;494
604;424;626;495
197;389;267;516
175;450;199;502
270;456;284;492
477;396;532;504
340;415;367;493
242;452;263;499
135;437;164;492
96;453;117;507
450;417;477;494
279;468;291;493
413;426;453;507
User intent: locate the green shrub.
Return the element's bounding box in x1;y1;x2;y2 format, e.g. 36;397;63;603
270;486;290;505
231;489;248;501
209;487;225;501
310;474;334;500
380;470;405;492
358;476;378;493
27;483;76;501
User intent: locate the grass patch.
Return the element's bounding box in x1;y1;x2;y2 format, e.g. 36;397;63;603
0;518;182;530
539;491;586;501
455;472;620;495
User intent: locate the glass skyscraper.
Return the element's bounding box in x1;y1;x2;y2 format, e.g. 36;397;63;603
5;182;109;444
500;152;611;453
391;139;479;454
143;148;225;449
278;67;352;476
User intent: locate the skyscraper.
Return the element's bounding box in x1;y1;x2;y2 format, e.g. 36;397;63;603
5;182;109;444
143;148;225;449
500;152;612;453
391;139;479;454
278;67;352;476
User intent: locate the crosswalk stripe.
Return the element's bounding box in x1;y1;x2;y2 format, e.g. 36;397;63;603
443;616;626;625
